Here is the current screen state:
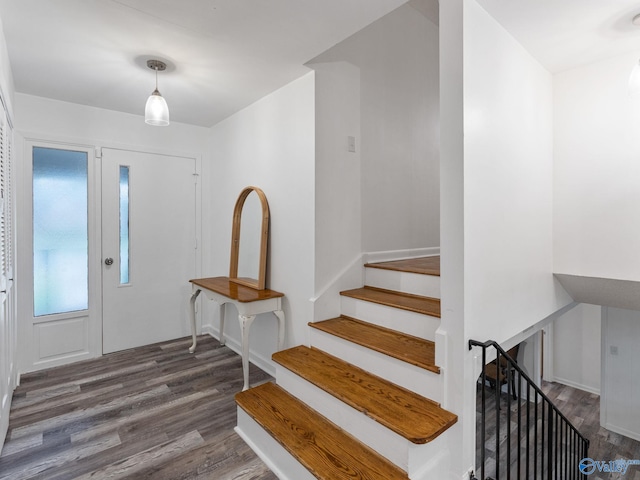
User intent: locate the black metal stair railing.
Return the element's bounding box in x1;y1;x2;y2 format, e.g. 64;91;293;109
469;339;589;480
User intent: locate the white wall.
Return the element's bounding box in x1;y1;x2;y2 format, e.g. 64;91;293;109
439;0;469;475
552;303;601;394
309;4;440;253
554;55;640;439
554;52;640;281
203;73;315;374
602;307;640;442
463;0;572;344
309;61;362;321
14;94;208;154
0;16;13;119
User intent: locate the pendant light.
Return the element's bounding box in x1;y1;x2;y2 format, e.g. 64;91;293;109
144;59;170;126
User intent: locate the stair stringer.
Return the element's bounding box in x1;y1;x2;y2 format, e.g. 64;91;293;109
235;409;316;480
310;254;364;323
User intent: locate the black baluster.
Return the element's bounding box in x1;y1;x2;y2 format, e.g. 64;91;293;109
496;349;501;480
481;347;486;480
517;371;521;479
525;380;529;479
547;404;553;480
507;354;512;480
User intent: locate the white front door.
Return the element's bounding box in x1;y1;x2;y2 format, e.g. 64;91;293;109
101;148;197;353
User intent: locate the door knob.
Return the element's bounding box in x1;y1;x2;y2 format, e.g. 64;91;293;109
104;257;114;266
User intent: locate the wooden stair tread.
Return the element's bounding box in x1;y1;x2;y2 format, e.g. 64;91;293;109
340;286;440;318
309;316;440;374
364;256;440;276
273;346;457;444
236;382;409;480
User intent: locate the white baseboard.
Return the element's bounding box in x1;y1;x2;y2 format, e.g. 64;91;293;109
603;421;640;443
201;325;276;378
553;376;600;396
363;247;440;264
0;391;10;456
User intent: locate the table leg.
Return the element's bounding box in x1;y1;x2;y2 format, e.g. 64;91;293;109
239;314;256;391
219;303;226;345
188;289;201;353
273;310;285;351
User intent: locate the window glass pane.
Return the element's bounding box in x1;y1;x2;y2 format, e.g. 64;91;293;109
119;166;129;284
33;147;88;316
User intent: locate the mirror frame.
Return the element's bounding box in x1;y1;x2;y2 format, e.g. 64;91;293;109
229;186;270;290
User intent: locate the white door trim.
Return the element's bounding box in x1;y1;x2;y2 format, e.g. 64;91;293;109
18;140;101;372
16;136;202;372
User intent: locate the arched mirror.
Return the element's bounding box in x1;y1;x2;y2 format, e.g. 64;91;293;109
229;186;269;290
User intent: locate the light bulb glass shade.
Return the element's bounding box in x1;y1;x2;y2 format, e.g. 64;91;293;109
145;90;170;126
629;60;640;97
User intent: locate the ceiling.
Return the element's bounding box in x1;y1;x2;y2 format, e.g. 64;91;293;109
0;0;407;127
477;0;640;73
2;1;640;128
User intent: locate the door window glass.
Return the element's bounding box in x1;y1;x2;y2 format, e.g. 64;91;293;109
33;147;88;316
119;166;130;284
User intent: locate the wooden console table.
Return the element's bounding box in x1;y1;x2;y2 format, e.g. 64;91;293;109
188;277;285;391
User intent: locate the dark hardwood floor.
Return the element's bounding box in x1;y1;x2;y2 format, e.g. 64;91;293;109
476;379;640;480
0;335;277;480
6;335;638;480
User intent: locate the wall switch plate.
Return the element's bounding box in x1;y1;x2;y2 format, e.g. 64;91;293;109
348;136;356;153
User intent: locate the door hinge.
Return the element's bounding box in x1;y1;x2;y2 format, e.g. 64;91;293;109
193;173;199;185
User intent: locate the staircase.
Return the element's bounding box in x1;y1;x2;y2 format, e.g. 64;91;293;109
235;256;457;479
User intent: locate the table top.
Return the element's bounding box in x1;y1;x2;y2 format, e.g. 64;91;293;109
190;276;284;303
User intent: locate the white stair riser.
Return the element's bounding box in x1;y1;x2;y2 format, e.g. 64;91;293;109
309;328;443;403
235;409;316;480
276;366;411;471
408;434;449;479
365;268;440;299
340;297;440;341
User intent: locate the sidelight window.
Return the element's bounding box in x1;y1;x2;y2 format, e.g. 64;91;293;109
32;147;88;316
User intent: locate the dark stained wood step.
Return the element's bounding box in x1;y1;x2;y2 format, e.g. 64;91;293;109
340;286;440;318
365;256;440;276
236;382;409;480
309;316;440;374
272;346;457;444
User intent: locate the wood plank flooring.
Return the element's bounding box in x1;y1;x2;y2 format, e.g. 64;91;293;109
0;335;276;480
476;380;640;480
